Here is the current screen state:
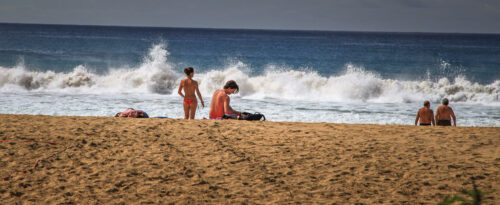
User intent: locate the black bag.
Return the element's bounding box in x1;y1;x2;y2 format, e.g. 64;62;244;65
239;112;266;121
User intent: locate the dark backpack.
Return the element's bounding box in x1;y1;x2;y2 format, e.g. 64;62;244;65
239;112;266;121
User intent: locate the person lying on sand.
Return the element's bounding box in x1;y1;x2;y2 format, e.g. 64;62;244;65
415;100;435;126
435;98;456;126
209;80;240;119
178;67;204;119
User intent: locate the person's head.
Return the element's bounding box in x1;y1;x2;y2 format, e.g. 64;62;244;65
184;67;194;77
424;100;430;108
442;98;449;105
223;80;239;94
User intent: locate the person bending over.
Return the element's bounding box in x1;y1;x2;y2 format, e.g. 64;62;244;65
415;100;435;126
178;67;204;119
435;98;456;126
209;80;240;119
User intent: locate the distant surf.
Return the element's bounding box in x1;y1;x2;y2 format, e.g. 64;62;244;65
1;44;498;106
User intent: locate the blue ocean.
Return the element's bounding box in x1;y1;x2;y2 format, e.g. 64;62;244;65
0;23;499;126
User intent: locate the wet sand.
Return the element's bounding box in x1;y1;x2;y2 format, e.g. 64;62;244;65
1;114;499;204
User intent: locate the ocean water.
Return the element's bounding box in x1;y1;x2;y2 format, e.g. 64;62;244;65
0;23;499;126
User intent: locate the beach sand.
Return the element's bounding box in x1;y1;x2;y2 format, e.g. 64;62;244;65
0;114;499;204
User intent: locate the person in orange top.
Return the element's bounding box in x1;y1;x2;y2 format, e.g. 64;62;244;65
209;80;240;119
435;98;456;126
415;100;435;126
178;67;204;119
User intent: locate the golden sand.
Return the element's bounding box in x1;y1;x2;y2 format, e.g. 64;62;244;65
0;114;499;204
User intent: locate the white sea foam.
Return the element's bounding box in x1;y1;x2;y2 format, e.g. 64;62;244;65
0;43;498;126
0;44;180;94
0;44;498;106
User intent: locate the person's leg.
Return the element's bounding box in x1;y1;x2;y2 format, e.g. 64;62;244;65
189;101;198;119
183;101;190;119
222;114;237;119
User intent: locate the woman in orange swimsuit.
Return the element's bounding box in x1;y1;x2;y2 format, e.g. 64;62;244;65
178;67;204;119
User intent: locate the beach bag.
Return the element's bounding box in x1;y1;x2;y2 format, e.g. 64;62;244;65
239;112;266;121
137;110;149;118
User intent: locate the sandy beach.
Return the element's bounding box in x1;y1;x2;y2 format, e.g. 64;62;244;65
0;114;498;204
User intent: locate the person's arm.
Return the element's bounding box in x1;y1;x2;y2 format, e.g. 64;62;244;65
177;80;185;98
435;108;440;121
451;108;456;127
223;96;240;115
431;110;436;126
415;112;420;126
195;82;204;108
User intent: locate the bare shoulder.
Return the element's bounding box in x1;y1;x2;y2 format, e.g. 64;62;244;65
214;89;224;97
219;91;228;98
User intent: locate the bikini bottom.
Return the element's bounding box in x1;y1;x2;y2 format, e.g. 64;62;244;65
184;99;194;105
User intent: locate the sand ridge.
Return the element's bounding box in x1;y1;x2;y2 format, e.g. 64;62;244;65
0;114;499;204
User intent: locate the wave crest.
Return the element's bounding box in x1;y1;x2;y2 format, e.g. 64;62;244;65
0;44;180;94
196;64;499;105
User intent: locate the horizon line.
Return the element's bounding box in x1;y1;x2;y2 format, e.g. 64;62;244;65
1;22;499;36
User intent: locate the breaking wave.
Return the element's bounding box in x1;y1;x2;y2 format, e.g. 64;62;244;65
0;44;498;106
0;44;180;94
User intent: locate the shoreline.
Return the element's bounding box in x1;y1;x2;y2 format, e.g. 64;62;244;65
1;114;498;128
1;114;499;204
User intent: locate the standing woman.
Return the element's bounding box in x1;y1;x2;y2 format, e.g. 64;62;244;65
178;67;204;119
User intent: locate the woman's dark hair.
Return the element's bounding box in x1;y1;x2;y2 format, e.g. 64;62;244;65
184;67;194;75
223;80;239;93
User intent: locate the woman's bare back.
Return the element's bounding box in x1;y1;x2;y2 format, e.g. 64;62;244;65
182;78;198;99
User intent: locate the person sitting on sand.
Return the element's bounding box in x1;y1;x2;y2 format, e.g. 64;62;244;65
435;98;456;127
178;67;204;119
415;100;435;126
209;80;240;119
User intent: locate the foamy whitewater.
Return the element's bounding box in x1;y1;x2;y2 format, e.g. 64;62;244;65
1;43;498;126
